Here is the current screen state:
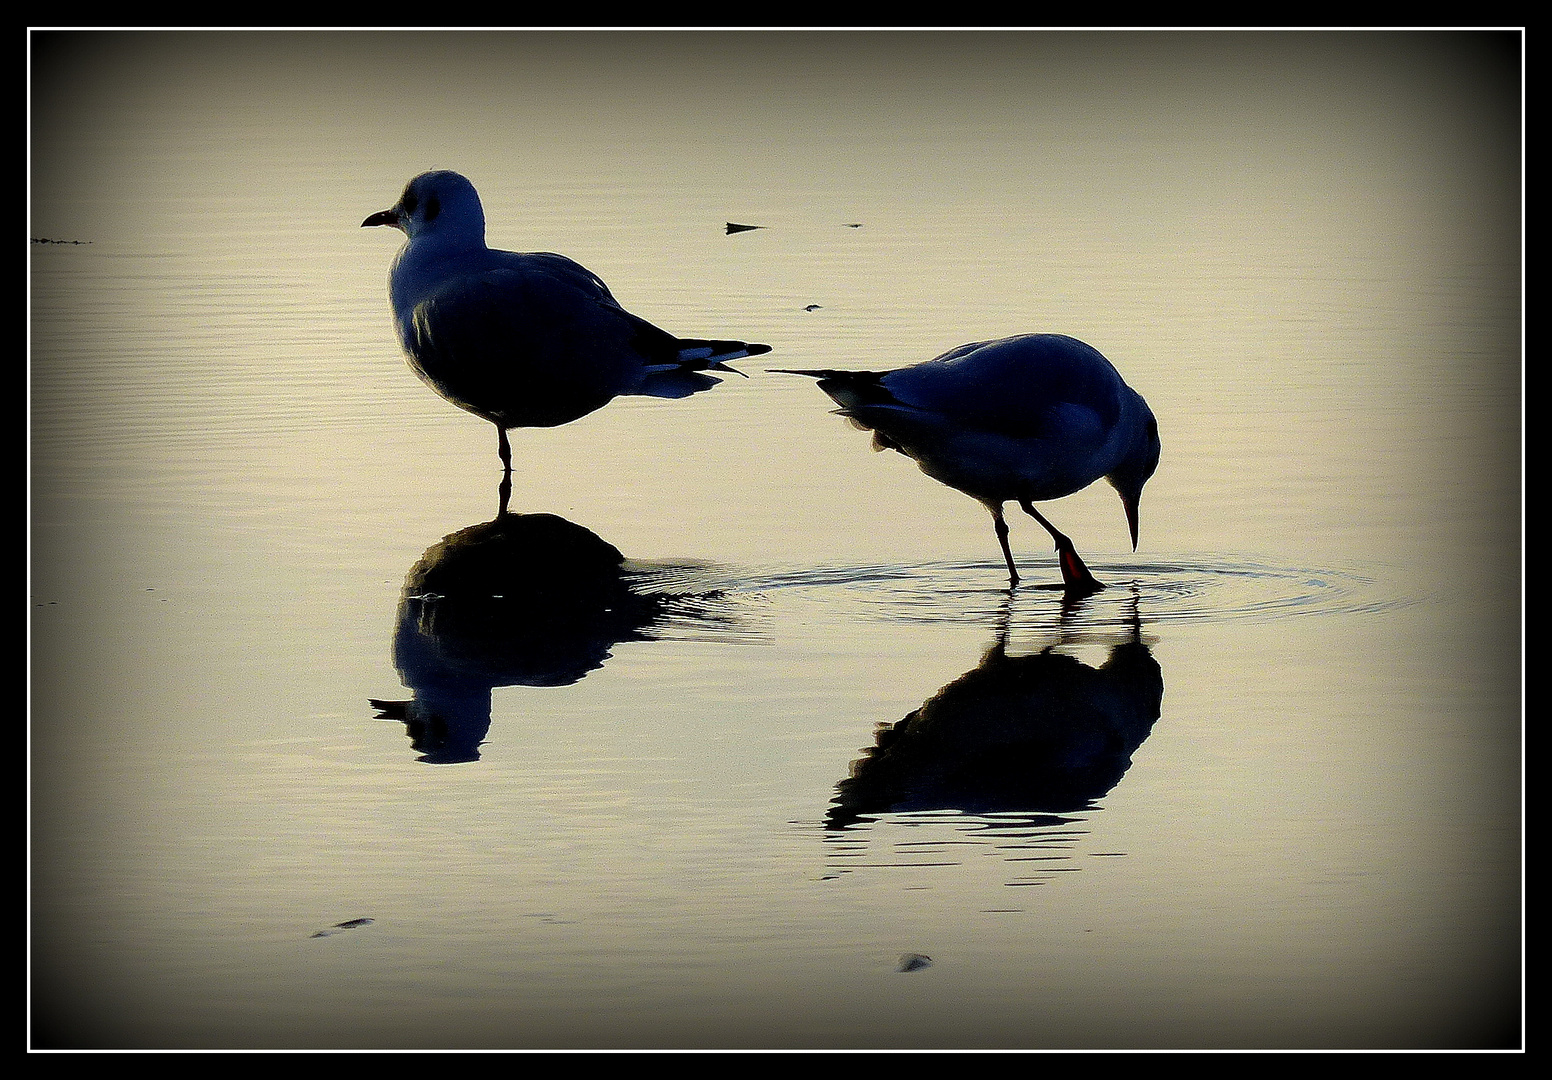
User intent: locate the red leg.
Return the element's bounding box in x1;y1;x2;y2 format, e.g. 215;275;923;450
1018;500;1104;593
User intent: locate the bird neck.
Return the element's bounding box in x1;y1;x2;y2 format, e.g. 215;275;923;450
390;229;488;312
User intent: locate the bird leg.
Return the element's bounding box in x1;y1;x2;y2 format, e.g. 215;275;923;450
988;503;1020;587
1018;500;1105;594
495;426;514;517
496;425;512;474
497;469;512;518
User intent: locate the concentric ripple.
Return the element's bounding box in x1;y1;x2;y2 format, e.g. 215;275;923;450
716;554;1422;630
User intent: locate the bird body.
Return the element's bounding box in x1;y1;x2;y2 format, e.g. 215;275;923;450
364;171;770;465
775;333;1159;590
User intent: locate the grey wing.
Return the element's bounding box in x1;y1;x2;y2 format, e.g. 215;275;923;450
480;250;755;372
501;251;622;306
881;338;1123;442
403;266;655;428
485;252;693;363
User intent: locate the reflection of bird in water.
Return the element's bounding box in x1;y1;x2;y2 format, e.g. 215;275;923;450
826;595;1163;829
363;170;771;472
774;333;1160;592
370;511;738;764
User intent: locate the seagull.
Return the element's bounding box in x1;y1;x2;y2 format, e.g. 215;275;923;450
363;170;771;471
774;333;1160;592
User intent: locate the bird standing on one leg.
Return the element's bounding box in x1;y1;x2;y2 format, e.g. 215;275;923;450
363;170;770;474
775;333;1160;592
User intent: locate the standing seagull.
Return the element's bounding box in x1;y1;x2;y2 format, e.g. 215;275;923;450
775;333;1160;592
363;170;771;472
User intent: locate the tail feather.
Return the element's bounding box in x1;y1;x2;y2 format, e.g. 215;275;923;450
773;368;914;455
770;367;894;409
631;337;766;398
768;367;856;379
769;367;886;384
674;338;772;369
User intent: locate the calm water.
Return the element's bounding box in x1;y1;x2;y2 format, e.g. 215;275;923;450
29;32;1521;1050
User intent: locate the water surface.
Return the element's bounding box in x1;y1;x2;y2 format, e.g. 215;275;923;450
30;31;1521;1050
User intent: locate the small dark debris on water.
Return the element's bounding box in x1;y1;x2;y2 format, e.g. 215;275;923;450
31;237;91;245
725;222;764;234
803;304;823;312
842;223;863;228
311;917;375;938
897;953;933;972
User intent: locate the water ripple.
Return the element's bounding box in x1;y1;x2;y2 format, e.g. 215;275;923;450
730;554;1422;628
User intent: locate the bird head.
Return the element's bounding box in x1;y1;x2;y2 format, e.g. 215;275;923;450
362;170;486;248
1107;409;1161;550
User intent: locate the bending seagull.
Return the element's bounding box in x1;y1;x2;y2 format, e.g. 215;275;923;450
363;170;771;471
775;333;1160;592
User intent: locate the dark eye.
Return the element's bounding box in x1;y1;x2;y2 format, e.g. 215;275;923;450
425;194;440;223
402;190;419;216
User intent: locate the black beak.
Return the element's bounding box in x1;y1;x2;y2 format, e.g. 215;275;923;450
1121;488;1142;550
361;209;399;229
